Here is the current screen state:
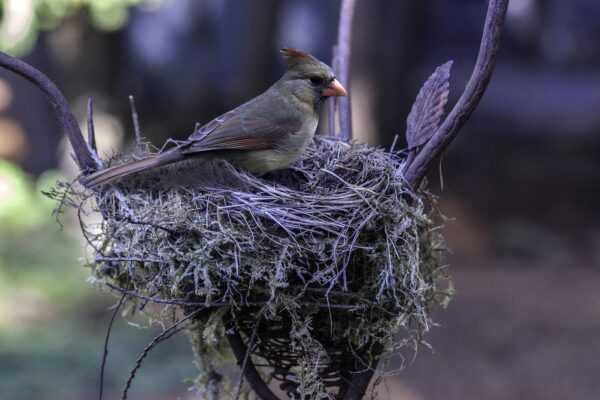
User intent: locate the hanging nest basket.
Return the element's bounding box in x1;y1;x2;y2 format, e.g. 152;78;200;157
49;136;451;399
1;0;507;397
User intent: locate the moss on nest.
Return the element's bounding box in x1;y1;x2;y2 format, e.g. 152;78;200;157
49;136;451;399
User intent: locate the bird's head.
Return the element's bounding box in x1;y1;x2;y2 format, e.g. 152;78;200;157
277;47;347;112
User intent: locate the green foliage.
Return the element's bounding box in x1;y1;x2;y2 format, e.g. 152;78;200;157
0;0;149;56
0;314;196;399
0;161;54;228
0;161;86;302
0;160;204;399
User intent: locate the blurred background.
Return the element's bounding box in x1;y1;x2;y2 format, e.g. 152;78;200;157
1;0;599;399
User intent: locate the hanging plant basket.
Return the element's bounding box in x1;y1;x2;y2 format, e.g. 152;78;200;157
49;135;449;398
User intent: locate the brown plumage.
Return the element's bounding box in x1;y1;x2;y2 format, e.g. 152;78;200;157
80;47;346;188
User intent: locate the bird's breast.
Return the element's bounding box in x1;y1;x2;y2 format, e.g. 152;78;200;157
286;114;318;152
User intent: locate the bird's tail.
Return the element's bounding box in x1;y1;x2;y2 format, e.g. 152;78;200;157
79;148;183;188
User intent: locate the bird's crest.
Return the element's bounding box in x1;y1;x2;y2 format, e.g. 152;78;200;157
280;47;319;67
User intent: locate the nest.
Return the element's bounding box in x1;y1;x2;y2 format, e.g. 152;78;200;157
50;136;451;399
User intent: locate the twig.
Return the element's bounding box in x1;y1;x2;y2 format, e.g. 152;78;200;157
225;315;279;400
106;282;371;311
401;149;416;176
99;294;126;400
319;168;377;212
234;313;263;400
96;256;168;264
329;45;338;137
303;288;396;316
128;95;141;142
121;309;203;399
335;0;357;141
389;134;399;153
404;0;509;188
87;97;97;153
342;342;383;400
117;214;177;234
0;51;96;171
105;282;264;308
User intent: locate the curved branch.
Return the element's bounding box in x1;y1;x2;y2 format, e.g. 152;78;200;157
121;309;202;400
0;51;96;172
404;0;509;188
224;315;279;400
233;313;263;400
99;294;126;400
342;342;383;400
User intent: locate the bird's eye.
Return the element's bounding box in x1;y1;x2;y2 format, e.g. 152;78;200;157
309;76;324;86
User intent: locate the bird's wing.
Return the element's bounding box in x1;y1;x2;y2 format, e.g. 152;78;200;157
183;101;302;154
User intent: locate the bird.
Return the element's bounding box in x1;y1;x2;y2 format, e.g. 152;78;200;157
80;47;347;188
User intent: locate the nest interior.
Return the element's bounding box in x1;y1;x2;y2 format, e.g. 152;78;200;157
50;136;451;399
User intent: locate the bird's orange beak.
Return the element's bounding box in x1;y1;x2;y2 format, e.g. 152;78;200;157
322;79;347;97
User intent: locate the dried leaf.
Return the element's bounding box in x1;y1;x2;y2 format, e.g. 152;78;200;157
406;60;453;150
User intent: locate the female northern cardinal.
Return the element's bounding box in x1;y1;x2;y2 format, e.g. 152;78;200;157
80;48;346;187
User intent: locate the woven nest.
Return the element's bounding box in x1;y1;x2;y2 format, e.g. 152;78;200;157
50;136;451;399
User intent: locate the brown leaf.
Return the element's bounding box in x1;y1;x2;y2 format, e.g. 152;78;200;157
406;61;453;150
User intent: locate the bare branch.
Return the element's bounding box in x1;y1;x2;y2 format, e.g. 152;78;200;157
105;282;265;308
404;0;509;189
342;342;383;400
224;314;279;400
87;97;97;154
105;282;370;312
128;95;141;142
121;309;202;399
234;313;263;400
0;51;96;172
96;256;168;264
329;45;338;137
99;294;126;400
335;0;357;141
